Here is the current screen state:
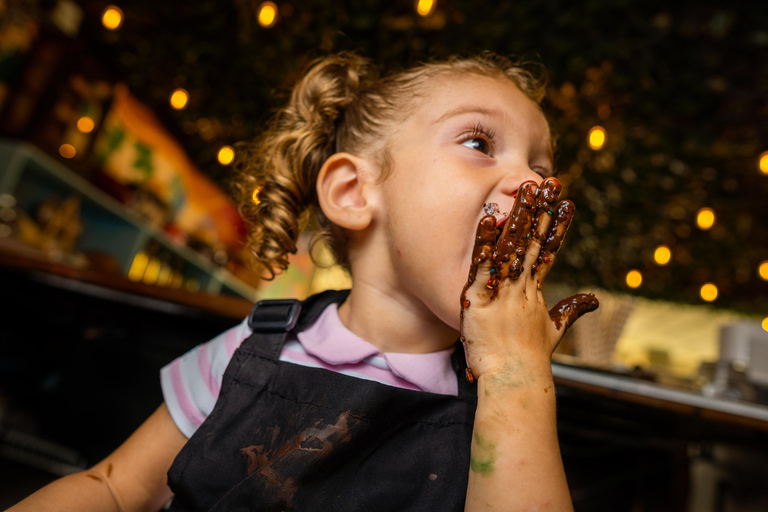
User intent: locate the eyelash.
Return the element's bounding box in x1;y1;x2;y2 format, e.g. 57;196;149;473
459;122;497;155
458;123;555;177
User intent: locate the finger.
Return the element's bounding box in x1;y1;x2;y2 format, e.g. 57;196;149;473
525;177;562;276
492;181;538;288
532;199;576;282
548;293;599;334
461;215;498;308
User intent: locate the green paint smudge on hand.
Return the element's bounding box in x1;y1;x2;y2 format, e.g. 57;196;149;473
470;432;497;474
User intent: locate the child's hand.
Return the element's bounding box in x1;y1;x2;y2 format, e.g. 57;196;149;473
459;177;599;383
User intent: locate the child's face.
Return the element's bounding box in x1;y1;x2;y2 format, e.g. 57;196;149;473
375;73;553;332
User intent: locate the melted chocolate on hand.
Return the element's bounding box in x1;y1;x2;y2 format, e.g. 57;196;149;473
530;177;563;243
532;199;575;277
490;181;538;295
549;293;600;332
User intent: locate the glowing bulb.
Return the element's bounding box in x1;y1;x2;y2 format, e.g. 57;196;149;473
760;151;768;175
763;317;768;332
700;283;718;302
696;207;715;230
759;260;768;281
218;145;235;165
257;2;278;27
654;245;671;266
416;0;436;16
59;144;76;159
170;89;189;110
588;126;606;150
77;116;95;133
102;6;124;30
252;186;262;205
626;270;642;288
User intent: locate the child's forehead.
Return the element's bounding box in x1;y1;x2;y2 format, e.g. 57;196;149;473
412;73;550;133
417;74;540;115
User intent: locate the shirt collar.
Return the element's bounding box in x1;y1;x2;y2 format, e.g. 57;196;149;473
296;303;457;395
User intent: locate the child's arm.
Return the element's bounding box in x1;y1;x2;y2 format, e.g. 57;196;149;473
8;403;187;512
461;178;598;511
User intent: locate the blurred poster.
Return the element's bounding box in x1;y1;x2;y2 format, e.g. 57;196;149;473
92;84;245;252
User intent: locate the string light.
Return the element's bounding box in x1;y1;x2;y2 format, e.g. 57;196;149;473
588;126;606;150
759;260;768;281
760;151;768;175
626;270;642;288
59;144;76;159
102;5;124;30
170;89;189;110
654;245;671;265
416;0;436;16
700;283;718;302
257;2;278;27
696;207;715;230
77;116;95;133
252;186;262;205
218;145;235;165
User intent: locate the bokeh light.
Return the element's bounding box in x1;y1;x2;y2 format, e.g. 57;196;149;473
170;89;189;110
416;0;436;16
696;207;715;230
654;245;671;266
626;270;642;288
588;126;606;150
700;283;718;302
257;2;278;27
218;146;235;165
102;6;124;30
760;151;768;175
77;116;95;133
759;260;768;281
59;144;76;159
252;186;262;205
763;317;768;332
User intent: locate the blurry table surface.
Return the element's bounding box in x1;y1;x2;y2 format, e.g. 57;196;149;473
552;357;768;432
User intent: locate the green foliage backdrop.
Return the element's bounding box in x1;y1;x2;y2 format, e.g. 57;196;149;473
80;0;767;313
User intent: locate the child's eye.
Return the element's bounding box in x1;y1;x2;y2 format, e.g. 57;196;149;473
461;137;491;155
459;123;496;156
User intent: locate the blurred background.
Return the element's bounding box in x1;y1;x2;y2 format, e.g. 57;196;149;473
0;0;767;510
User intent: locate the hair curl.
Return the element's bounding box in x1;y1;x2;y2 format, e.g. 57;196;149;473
233;51;548;280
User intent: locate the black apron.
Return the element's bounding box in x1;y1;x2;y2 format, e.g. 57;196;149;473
167;289;478;512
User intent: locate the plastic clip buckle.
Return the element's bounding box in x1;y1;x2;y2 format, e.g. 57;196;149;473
247;299;301;333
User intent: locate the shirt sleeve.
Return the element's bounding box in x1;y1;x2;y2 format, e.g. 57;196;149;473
160;317;253;438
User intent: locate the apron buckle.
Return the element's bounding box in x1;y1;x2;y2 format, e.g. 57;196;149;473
247;299;302;332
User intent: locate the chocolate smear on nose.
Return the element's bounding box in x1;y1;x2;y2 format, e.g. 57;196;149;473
549;293;599;331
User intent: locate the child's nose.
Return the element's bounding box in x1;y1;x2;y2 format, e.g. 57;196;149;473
499;168;544;197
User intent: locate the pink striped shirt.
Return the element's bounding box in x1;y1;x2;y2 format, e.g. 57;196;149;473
161;303;458;438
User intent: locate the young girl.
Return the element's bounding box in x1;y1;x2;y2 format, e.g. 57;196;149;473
11;51;598;511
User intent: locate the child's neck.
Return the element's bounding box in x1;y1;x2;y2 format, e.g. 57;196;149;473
336;279;459;354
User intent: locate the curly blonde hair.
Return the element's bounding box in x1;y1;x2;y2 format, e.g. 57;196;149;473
233;51;547;279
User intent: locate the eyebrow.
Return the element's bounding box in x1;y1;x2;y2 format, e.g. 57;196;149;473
431;106;506;125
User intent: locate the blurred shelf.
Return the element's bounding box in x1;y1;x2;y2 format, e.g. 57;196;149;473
0;248;252;320
0;139;258;303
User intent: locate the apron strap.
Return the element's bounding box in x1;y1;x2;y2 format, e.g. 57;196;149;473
243;289;351;359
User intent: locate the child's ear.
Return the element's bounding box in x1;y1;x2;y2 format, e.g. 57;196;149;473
316;152;378;231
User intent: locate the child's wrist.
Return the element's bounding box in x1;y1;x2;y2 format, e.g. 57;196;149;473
472;351;553;386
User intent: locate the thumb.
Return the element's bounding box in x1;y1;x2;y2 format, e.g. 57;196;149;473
548;293;600;334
